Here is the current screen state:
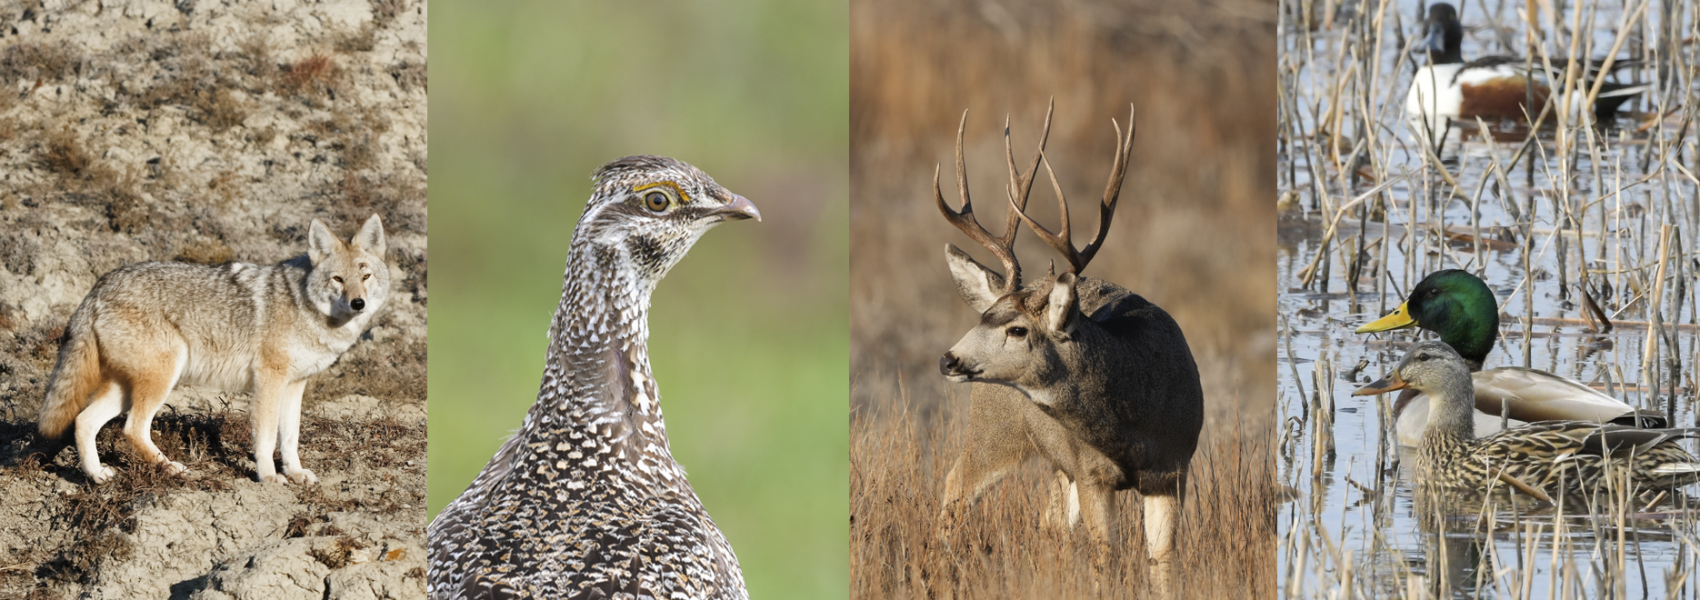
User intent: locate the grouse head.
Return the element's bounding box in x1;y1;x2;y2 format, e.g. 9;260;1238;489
575;155;761;282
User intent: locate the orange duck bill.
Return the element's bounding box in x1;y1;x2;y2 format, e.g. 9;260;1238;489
1353;372;1410;396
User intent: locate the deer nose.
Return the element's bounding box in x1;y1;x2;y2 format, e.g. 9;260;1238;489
351;298;365;311
939;352;960;376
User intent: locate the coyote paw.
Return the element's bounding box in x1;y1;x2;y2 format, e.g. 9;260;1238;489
88;465;116;483
260;473;289;484
285;468;319;486
163;461;187;475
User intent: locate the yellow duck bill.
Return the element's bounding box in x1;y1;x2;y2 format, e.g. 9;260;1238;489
1356;301;1418;333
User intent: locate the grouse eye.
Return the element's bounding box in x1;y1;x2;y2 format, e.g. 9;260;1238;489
1008;326;1028;338
644;191;670;212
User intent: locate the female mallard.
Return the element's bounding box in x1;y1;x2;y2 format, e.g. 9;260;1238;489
1357;269;1664;447
1354;342;1700;493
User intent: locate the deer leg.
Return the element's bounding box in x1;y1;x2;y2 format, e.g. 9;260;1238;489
1143;491;1181;596
1075;480;1118;567
1042;470;1077;534
937;445;1022;537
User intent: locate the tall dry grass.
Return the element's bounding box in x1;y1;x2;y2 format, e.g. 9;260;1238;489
850;0;1277;596
850;360;1275;598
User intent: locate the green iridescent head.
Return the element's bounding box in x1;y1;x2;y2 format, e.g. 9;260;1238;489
1357;269;1499;365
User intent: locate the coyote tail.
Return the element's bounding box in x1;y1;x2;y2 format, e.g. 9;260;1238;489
37;306;101;440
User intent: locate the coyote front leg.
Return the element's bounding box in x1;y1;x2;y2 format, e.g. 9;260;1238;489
251;366;295;484
276;379;317;485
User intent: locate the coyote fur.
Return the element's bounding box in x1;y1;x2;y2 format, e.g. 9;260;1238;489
36;215;391;484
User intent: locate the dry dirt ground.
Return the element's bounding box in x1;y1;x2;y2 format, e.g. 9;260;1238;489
0;1;426;598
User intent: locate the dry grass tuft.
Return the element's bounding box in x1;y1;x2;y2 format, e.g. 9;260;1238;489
37;128;91;176
278;54;338;97
309;536;369;569
329;172;428;235
196;88;249;132
0;41;79;84
176;238;236;265
334;23;380;54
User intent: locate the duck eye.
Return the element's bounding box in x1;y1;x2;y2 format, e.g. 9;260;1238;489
1008;326;1028;338
644;191;670;212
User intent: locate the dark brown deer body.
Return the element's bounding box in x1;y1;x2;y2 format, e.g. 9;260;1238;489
932;103;1203;592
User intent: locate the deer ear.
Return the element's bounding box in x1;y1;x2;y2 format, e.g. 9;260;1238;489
1045;272;1079;336
945;244;1005;313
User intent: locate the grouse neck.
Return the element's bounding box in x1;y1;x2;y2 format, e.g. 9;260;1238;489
530;241;677;457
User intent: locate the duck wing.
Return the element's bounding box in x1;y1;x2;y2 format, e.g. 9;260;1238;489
1578;425;1700;458
1472;367;1665;426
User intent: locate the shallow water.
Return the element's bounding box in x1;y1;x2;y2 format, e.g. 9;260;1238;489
1277;0;1700;597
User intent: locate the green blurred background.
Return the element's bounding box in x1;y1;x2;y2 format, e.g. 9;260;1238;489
426;1;848;597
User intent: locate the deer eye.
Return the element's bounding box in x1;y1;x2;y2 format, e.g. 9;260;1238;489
1007;326;1028;338
644;191;670;212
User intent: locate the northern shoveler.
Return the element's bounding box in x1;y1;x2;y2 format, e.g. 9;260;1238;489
1354;342;1700;495
1406;3;1647;134
1357;269;1664;447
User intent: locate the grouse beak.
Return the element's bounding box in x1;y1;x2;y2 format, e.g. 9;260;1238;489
710;194;762;223
1353;372;1409;396
1356;302;1418;333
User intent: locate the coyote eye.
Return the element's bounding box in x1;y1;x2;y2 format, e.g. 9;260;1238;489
362;274;370;281
644;191;670;212
332;276;343;283
1007;326;1028;338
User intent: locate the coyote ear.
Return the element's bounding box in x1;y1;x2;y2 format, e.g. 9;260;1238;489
308;219;340;266
1044;272;1079;337
945;244;1005;313
353;214;386;256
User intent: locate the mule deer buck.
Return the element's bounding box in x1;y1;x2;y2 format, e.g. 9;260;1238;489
933;103;1204;591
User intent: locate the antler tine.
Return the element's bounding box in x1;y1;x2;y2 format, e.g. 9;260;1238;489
999;99;1055;243
935;110;1021;295
1077;104;1136;270
1009;151;1083;272
1009;103;1137;275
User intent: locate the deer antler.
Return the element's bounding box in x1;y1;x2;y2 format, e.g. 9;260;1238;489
935;102;1054;296
1010;103;1135;275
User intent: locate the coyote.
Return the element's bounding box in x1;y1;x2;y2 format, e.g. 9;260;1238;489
36;215;391;484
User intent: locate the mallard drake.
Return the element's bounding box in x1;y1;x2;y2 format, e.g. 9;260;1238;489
1407;3;1647;135
1354;342;1700;493
1357;269;1664;447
